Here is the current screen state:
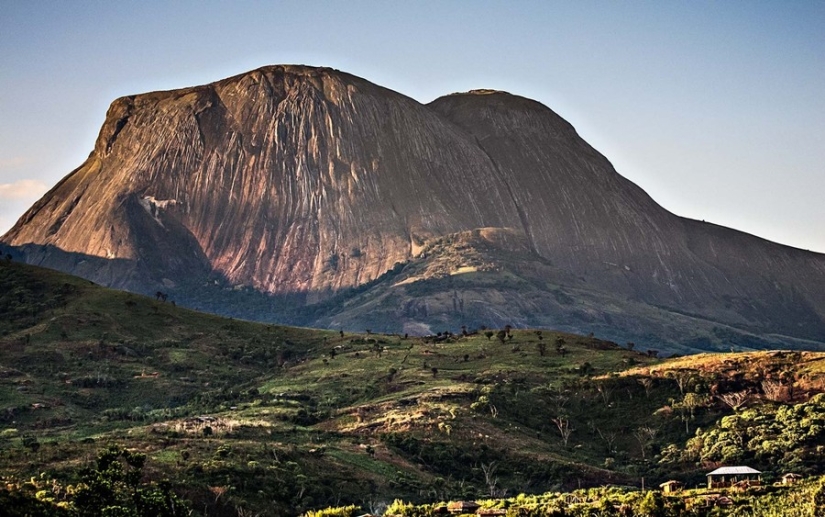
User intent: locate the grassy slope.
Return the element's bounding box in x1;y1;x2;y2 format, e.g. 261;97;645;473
2;259;825;516
308;232;824;355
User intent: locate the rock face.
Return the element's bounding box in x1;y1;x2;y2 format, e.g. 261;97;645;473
3;65;825;351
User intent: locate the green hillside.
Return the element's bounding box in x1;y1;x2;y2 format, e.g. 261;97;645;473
2;258;825;516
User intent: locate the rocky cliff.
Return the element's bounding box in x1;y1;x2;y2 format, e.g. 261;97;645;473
3;65;825;351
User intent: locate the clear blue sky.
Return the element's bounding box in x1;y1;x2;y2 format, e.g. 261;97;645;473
2;1;824;252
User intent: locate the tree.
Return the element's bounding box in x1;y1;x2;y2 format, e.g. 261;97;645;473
73;446;188;516
633;426;657;460
484;330;494;340
555;337;567;357
667;370;694;394
552;416;574;447
638;377;654;398
813;480;825;517
672;392;706;434
636;490;666;517
0;489;67;515
548;388;570;413
21;434;40;454
596;427;618;455
596;383;613;406
208;485;227;504
480;462;499;497
471;388;499;419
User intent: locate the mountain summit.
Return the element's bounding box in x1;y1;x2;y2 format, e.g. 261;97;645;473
4;65;825;352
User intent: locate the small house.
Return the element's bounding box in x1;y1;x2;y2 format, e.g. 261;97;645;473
707;466;761;489
782;473;803;485
659;480;683;493
447;501;480;515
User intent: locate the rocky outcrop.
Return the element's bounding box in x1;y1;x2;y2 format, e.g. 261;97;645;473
3;65;824;350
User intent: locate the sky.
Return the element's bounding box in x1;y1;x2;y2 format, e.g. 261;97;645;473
1;1;824;252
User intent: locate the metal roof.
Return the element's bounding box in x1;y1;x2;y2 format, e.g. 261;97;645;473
707;466;762;476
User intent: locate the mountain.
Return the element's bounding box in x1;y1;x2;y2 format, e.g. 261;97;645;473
3;65;825;352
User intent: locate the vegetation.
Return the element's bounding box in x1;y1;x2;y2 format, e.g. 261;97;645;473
364;478;825;516
2;260;825;515
661;393;825;471
0;445;188;516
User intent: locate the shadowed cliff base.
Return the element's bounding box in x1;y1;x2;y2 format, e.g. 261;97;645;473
3;239;823;355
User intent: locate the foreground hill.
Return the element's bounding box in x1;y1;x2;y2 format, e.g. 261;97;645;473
2;260;825;515
2;65;825;352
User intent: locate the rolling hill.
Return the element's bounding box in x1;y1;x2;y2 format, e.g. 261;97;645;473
2;259;825;515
